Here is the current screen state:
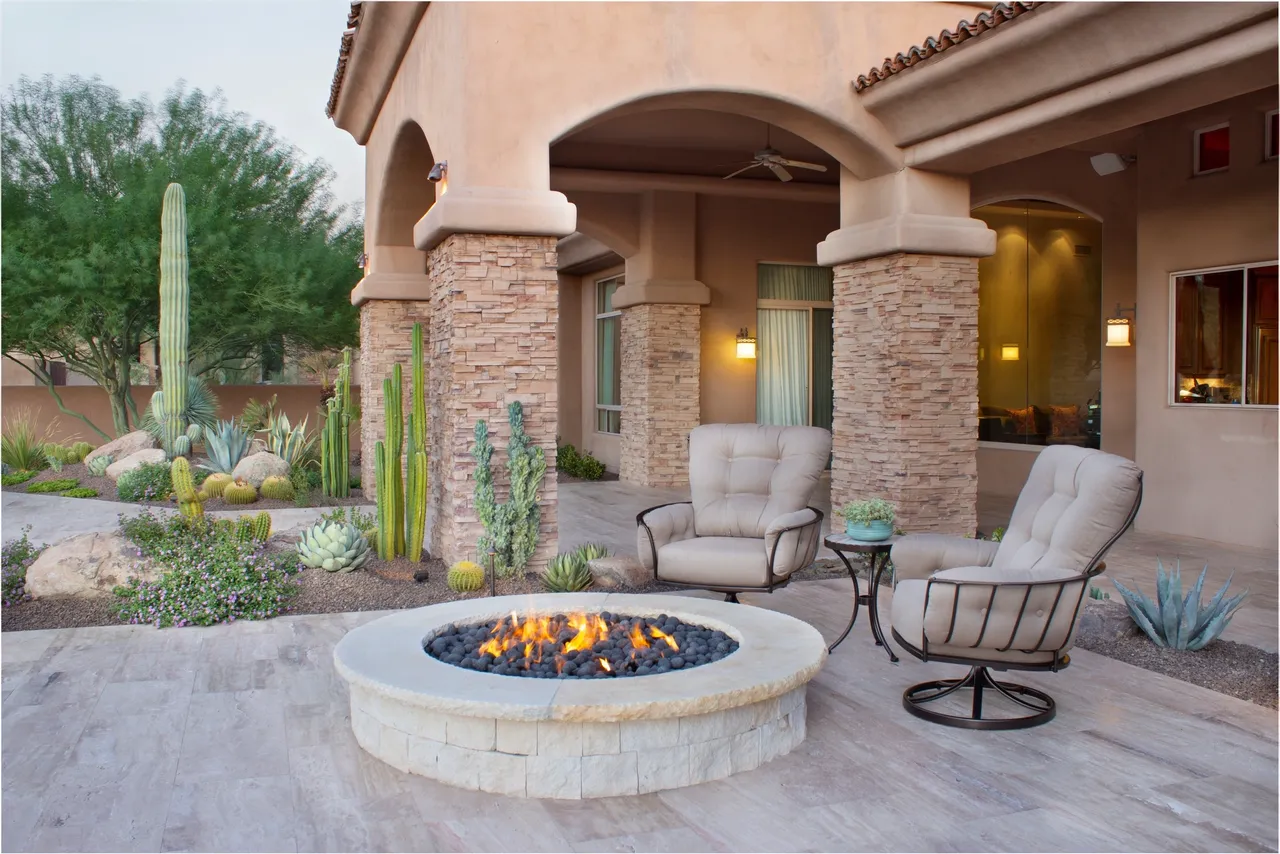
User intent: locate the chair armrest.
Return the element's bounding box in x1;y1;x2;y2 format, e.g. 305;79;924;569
765;507;824;580
922;565;1088;656
890;534;999;583
636;502;696;573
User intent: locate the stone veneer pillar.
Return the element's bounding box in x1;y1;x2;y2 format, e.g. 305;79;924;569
619;304;701;488
831;253;979;534
426;233;559;570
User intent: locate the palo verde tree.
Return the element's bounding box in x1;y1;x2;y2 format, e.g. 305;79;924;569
1;75;362;438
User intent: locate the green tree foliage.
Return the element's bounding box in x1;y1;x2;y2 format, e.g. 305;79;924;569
1;75;363;438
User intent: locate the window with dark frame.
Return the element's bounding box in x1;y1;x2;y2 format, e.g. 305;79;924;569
1172;263;1278;406
595;275;622;435
1194;124;1230;175
1266;110;1277;161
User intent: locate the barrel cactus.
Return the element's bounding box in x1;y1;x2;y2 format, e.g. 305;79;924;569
202;472;233;497
447;560;486;593
260;475;294;501
296;521;371;572
223;480;258;505
69;442;94;462
542;552;593;593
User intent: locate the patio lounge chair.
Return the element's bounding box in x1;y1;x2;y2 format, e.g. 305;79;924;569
636;423;830;601
889;445;1143;730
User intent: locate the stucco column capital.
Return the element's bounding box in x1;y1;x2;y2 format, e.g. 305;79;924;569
816;214;995;266
351;272;431;307
413;187;577;252
612;279;711;309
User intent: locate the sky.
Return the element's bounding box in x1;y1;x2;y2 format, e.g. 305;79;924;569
1;0;367;214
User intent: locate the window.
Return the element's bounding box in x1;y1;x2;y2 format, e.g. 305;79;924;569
1194;124;1230;175
1171;262;1278;406
595;275;622;434
1266;110;1277;161
973;200;1103;448
755;264;834;431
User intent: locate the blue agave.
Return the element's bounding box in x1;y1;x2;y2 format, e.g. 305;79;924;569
1112;558;1248;651
203;419;250;474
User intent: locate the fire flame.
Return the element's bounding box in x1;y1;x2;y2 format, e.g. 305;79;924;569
469;609;679;674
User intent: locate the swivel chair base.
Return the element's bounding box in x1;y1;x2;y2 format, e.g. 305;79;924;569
903;665;1056;730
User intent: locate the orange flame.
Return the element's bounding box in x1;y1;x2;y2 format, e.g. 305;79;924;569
464;610;678;675
629;623;650;649
598;658;611;672
649;625;679;652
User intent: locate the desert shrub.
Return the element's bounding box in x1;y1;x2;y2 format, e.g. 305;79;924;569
59;488;99;498
1;408;52;472
27;478;80;493
2;471;37;486
115;509;300;628
558;443;606;480
116;462;172;502
321;505;377;537
2;526;43;606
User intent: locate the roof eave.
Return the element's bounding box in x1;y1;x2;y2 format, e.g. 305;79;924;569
327;1;429;146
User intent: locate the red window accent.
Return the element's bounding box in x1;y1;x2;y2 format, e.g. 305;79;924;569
1269;112;1278;160
1197;126;1230;173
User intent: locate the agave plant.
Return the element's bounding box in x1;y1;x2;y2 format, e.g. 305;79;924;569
296;521;371;572
203;419;251;474
265;412;313;467
1112;558;1248;651
542;551;593;593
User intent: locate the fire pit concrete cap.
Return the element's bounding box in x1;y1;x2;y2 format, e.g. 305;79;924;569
333;592;827;723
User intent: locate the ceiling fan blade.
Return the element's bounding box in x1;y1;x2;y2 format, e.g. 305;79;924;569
777;159;828;172
767;163;793;182
723;163;763;180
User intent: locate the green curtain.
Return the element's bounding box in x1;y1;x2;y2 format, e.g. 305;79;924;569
757;309;809;426
811;308;834;431
758;264;833;302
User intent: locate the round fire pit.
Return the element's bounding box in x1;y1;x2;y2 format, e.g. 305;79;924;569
334;592;827;799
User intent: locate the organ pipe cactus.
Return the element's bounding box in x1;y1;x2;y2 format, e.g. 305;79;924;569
375;365;405;560
1112;558;1248;651
157;183;190;457
320;349;353;498
405;323;428;562
473;401;547;576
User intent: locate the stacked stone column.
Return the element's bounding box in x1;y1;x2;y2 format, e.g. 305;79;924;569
426;234;559;569
830;253;980;534
619;304;701;488
358;299;426;499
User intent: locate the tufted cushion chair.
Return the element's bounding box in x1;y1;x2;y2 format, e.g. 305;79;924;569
887;446;1143;729
637;424;830;595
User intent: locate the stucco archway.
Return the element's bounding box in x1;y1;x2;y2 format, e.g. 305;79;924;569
373;120;436;273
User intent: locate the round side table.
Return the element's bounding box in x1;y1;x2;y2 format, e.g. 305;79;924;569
822;533;899;662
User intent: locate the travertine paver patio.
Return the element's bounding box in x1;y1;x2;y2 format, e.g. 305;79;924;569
1;481;1276;852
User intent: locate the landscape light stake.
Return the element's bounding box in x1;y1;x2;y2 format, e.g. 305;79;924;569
488;547;497;598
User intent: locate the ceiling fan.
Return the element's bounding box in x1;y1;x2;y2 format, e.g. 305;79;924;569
720;124;828;183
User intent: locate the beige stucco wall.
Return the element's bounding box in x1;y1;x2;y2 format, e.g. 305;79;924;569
1133;88;1278;549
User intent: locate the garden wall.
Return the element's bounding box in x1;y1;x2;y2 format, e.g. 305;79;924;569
2;384;362;450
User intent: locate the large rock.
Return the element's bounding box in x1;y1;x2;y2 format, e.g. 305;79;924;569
106;448;169;482
25;531;160;598
588;556;650;590
232;452;291;488
83;430;156;466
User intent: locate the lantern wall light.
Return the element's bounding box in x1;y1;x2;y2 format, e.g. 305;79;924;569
1106;304;1137;347
1000;344;1021;361
736;328;757;360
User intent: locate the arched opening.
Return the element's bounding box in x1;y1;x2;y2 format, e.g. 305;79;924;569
972;199;1104;449
375;120;435;272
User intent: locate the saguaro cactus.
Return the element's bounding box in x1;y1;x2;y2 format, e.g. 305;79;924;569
158;183;190;457
321;348;353;498
405;323;428;562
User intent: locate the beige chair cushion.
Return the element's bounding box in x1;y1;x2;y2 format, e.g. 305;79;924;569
992;445;1142;574
656;537;770;588
636;503;696;572
689;424;830;539
890;535;999;583
891;565;1087;666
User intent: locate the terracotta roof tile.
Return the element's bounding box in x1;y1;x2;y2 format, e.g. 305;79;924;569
326;2;363;118
854;2;1041;92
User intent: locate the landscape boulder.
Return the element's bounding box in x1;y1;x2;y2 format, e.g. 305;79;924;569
106;448;169;482
83;430;157;466
232;452;291;488
25;531;160;598
588;556;649;590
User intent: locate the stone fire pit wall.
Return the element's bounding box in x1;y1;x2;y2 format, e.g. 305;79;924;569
334;593;828;799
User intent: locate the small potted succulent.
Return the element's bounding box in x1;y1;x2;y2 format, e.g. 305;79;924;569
838;498;896;542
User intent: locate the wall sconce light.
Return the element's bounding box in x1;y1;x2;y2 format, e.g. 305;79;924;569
1000;344;1020;361
427;160;448;183
736;328;757;360
1106;304;1137;347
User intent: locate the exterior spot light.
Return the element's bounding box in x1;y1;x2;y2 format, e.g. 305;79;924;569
1090;152;1136;176
736;328;757;360
428;160;448;183
356;252;368;270
1001;344;1020;361
1105;304;1137;347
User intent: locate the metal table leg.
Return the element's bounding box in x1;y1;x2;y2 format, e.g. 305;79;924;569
826;551;861;652
866;552;899;663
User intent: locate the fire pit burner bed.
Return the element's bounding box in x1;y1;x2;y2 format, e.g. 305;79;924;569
427;611;739;678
